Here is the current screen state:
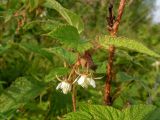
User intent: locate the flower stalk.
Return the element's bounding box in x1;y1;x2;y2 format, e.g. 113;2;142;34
72;84;76;112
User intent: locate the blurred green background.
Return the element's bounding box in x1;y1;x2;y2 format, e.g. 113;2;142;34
0;0;160;119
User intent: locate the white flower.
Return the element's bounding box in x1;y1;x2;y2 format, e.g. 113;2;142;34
152;61;160;71
56;81;71;94
76;75;96;88
152;61;160;67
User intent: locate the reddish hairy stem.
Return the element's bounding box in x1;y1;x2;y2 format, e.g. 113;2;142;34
111;0;126;36
68;56;80;112
104;0;126;105
72;84;76;112
104;45;115;105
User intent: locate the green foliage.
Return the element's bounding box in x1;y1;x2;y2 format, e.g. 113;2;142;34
49;91;72;117
0;44;11;55
0;77;45;118
123;105;156;120
64;104;156;120
21;43;53;62
44;67;70;82
99;35;160;57
28;0;39;12
47;25;80;48
45;47;76;64
47;25;92;53
44;0;84;33
0;0;160;119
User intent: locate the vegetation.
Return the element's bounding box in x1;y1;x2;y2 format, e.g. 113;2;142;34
0;0;160;119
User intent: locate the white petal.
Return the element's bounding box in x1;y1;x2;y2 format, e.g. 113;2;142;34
77;75;89;88
61;82;66;88
56;83;62;90
82;83;88;88
88;78;96;88
62;87;68;94
56;81;71;94
81;80;89;88
62;82;71;94
77;75;86;85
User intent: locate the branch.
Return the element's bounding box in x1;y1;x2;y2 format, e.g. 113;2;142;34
104;0;126;105
111;0;126;36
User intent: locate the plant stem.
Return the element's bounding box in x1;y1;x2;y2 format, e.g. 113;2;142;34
111;0;127;36
104;0;126;105
69;56;81;112
104;45;115;105
72;84;76;112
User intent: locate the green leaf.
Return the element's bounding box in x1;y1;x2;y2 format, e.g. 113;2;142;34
89;105;123;120
41;20;62;32
117;72;135;81
4;10;13;23
0;77;45;117
28;0;39;12
64;104;156;120
77;40;92;53
96;62;106;73
64;105;123;120
123;104;156;120
144;108;160;120
0;44;10;55
20;43;53;62
44;0;84;33
44;47;76;64
49;91;72;116
47;25;80;48
44;67;70;82
99;36;160;58
8;0;19;9
23;20;62;32
64;111;92;120
47;24;92;52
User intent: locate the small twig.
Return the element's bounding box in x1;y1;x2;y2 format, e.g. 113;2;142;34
56;75;62;82
68;58;80;112
104;0;126;105
67;64;77;82
111;0;126;36
72;84;76;112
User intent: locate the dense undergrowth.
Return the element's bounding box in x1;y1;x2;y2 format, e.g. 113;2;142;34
0;0;160;120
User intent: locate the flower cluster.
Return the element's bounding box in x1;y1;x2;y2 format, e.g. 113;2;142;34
56;71;101;94
75;74;96;88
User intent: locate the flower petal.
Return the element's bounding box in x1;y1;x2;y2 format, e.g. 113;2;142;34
62;82;71;94
88;78;96;88
62;87;68;94
56;81;71;94
77;75;86;85
56;83;62;90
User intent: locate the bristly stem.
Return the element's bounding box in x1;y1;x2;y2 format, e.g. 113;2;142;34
69;57;80;112
104;0;126;105
111;0;127;36
104;45;115;105
72;84;76;112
